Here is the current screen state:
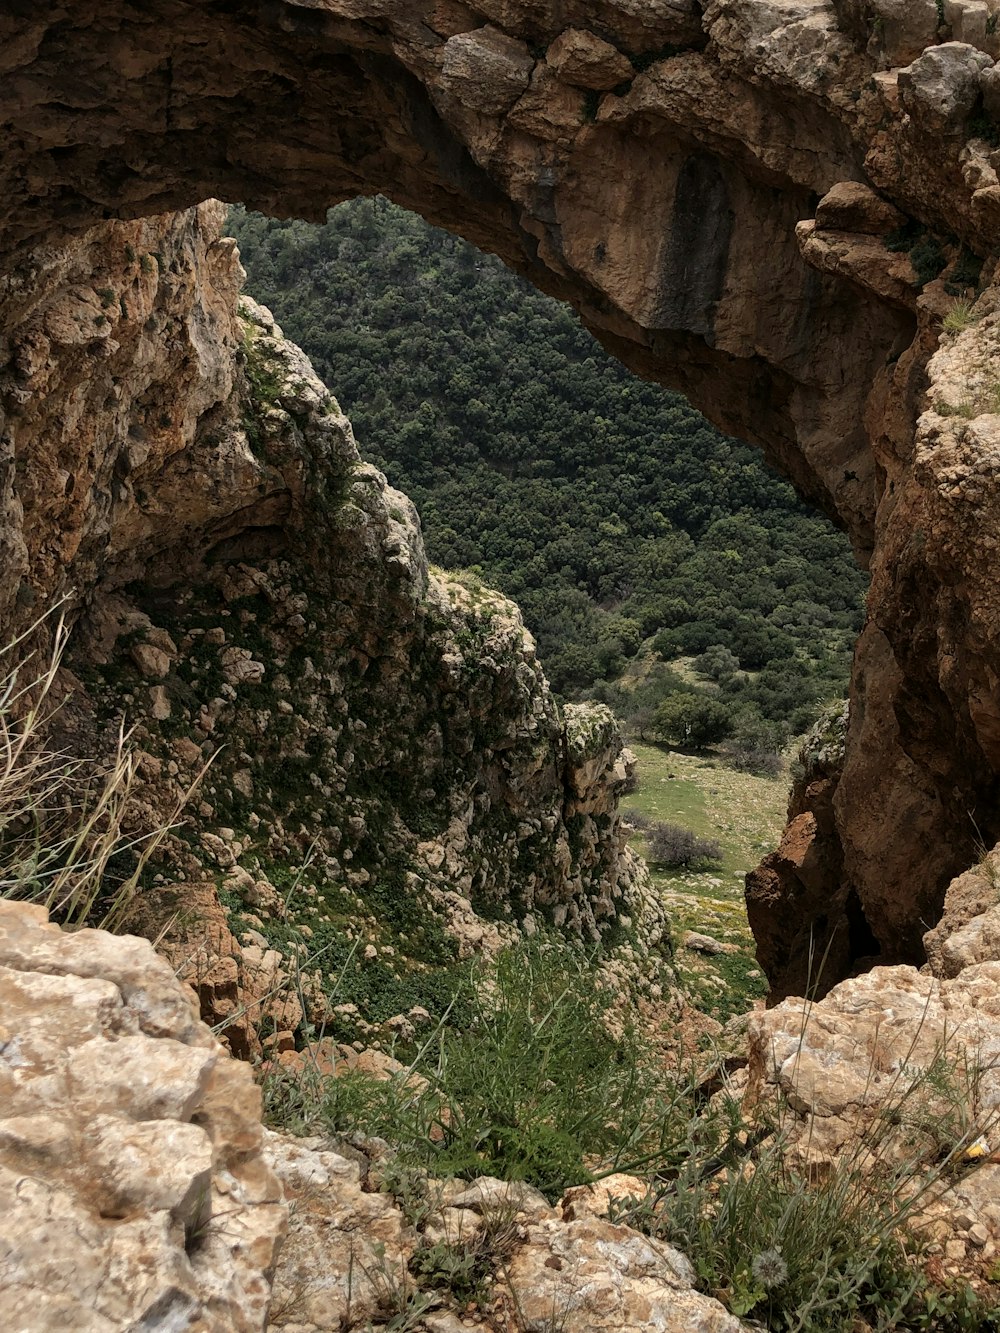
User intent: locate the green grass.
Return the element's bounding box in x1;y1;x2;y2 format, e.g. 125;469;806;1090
622;741;787;1021
265;935;696;1201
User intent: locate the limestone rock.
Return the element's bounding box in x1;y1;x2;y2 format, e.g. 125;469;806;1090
7;0;1000;1004
547;29;633;90
898;42;993;134
748;962;1000;1169
264;1131;418;1329
0;900;285;1332
499;1214;743;1332
860;0;942;65
682;930;738;955
814;181;907;234
924;846;1000;977
262;1133;743;1332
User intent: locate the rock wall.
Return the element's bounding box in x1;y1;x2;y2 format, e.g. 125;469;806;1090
0;898;285;1331
0;200;659;1054
5;2;1000;989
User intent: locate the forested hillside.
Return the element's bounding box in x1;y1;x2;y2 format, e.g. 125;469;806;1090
230;200;867;745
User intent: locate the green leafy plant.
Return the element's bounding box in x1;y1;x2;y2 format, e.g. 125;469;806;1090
652;693;734;748
302;937;694;1200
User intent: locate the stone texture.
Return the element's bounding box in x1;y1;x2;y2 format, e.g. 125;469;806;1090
747;962;1000;1166
263;1133;744;1332
897;42;993;135
498;1214;743;1332
5;0;1000;999
547;29;634;90
0;900;285;1332
814;180;907;234
264;1131;419;1329
924;843;1000;978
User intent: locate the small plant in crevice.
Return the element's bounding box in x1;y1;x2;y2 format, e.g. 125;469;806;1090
885;222;949;289
612;1044;1000;1332
942;298;979;334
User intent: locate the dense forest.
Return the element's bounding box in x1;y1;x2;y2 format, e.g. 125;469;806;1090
230;200;867;758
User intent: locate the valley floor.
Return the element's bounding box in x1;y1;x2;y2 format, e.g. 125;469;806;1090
621;742;788;1024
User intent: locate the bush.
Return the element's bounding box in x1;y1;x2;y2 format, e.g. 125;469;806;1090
720;744;783;778
646;821;722;868
693;643;740;681
652;693;734;748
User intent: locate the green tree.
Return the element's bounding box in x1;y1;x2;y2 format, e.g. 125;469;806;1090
653;694;734;748
229;199;868;720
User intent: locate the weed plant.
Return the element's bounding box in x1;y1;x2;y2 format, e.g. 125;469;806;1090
0;611;200;928
267;936;695;1200
613;1045;1000;1332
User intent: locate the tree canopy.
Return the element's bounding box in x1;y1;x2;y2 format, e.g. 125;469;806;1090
230;199;867;739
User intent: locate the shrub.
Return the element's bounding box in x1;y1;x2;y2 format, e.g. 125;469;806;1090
720;743;783;778
646;821;722;868
652;693;734;748
692;643;741;681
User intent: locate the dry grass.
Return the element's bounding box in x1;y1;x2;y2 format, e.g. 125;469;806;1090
0;609;203;930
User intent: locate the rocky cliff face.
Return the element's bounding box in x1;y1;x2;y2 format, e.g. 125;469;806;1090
4;1;1000;990
0;198;659;1053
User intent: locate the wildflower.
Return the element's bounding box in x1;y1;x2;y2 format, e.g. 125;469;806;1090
963;1135;990;1162
751;1247;789;1289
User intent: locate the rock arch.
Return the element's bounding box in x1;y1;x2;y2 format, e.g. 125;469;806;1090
4;0;1000;995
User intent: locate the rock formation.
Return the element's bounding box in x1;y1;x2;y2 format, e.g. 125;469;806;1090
266;1135;744;1331
0;198;659;1053
746;854;1000;1276
0;898;286;1330
6;1;1000;990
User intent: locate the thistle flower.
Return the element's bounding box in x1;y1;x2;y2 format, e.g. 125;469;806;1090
751;1247;788;1289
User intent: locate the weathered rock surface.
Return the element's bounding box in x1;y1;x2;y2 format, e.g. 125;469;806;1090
265;1132;745;1332
747;949;1000;1263
7;1;1000;991
0;209;662;1055
0;899;285;1331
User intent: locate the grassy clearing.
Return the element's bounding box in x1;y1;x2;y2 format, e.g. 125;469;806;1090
622;741;788;1022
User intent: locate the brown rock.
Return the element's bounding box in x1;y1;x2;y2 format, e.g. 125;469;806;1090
439;26;534;114
814;181;907;235
547;29;633;91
